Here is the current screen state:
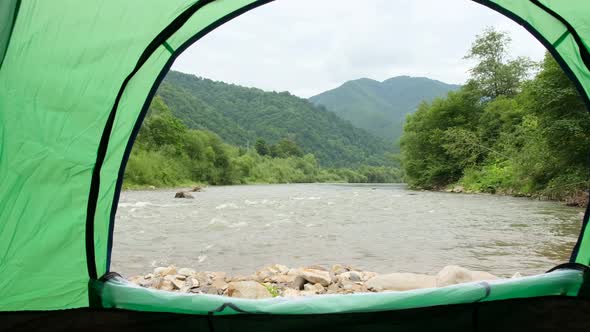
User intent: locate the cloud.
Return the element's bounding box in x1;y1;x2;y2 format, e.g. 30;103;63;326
172;0;546;97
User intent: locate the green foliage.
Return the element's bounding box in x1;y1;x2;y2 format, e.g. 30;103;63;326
124;97;402;188
401;28;589;203
263;284;280;297
465;27;537;99
254;138;269;156
309;76;460;142
158;71;395;168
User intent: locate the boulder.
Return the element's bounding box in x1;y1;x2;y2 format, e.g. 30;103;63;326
281;288;300;297
361;271;378;281
160;280;174;291
211;278;228;292
187;278;200;289
149;277;163;289
210;272;227;280
340;271;362;282
177;268;196;276
269;274;296;284
471;271;499;282
291;275;307;290
154;266;176;276
269;264;290;275
175;191;194;199
227;281;272;299
301;269;332;287
191;186;203;192
306;265;327;271
304;283;326;294
330;264;348;275
172;279;185;290
366;273;436;291
452;186;464;193
436;266;474;287
341;280;363;293
194;272;211;286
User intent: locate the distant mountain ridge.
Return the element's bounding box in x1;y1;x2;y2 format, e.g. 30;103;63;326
155;71;396;168
309;76;461;142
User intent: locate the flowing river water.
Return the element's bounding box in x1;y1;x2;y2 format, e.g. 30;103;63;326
112;183;583;278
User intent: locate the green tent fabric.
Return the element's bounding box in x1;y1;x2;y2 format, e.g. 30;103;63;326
0;0;589;315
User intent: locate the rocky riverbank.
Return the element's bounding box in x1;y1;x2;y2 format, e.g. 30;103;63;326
129;264;521;299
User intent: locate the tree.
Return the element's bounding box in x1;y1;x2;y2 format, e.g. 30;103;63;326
255;138;269;156
270;138;304;158
465;27;536;99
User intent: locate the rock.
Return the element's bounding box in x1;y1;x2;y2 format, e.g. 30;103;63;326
175;274;187;281
148;185;156;190
341;280;363;293
160;280;174;291
255;270;275;282
211;278;228;292
471;271;499;282
227;281;272;299
229;275;253;282
149;277;163;289
175;191;194;199
366;273;436;291
304;283;326;294
361;271;378;281
436;266;473;287
281;288;300;297
210;272;227;280
269;274;296;284
194;272;211;286
191;186;203;192
269;264;290;275
291;275;307;290
327;283;341;294
306;265;327;271
287;268;300;276
163;275;177;282
187;278;200;288
330;264;348;275
512;272;522;279
201;285;220;295
130;276;151;288
452;186;464;193
172;279;186;290
154;266;176;277
301;269;332;287
340;271;362;282
177;268;196;276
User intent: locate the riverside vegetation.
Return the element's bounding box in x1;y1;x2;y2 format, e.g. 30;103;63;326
401;28;590;206
123;96;401;188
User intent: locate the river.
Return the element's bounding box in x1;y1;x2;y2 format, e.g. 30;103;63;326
111;183;583;278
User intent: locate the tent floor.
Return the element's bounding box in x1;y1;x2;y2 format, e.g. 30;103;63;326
3;296;590;332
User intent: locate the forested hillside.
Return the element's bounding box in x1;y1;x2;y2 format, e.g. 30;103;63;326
157;71;395;168
123;97;401;188
309;76;460;142
401;28;589;205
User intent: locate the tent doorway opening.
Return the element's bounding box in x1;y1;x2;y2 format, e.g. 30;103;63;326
1;1;590;330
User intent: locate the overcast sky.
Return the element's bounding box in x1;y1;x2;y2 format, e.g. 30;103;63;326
172;0;547;98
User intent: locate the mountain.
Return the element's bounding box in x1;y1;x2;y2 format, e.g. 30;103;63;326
154;71;395;167
309;76;461;142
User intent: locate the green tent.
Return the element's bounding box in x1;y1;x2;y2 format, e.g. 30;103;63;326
1;0;590;330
